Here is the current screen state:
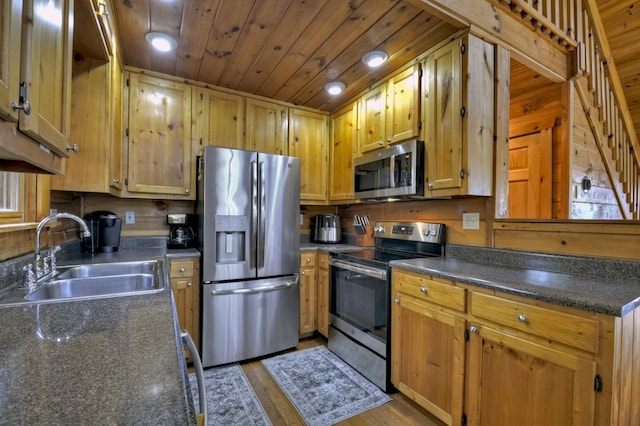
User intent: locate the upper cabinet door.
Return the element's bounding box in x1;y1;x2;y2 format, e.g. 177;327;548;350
126;73;194;197
330;103;356;202
18;0;73;156
196;87;244;151
246;98;288;155
289;107;329;204
386;64;420;145
0;0;22;123
358;84;387;154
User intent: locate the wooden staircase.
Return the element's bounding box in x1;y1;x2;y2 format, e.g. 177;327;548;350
498;0;640;219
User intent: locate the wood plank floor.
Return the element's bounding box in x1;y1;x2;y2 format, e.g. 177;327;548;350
238;335;446;426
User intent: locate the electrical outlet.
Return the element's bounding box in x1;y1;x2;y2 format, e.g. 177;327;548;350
125;211;135;224
299;214;304;225
462;212;480;230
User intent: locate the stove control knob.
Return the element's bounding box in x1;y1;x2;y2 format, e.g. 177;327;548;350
375;225;385;233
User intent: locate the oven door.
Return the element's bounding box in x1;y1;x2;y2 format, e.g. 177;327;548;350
328;259;388;357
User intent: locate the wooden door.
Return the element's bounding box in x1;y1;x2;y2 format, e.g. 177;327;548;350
51;57;111;192
424;38;462;191
19;0;73;156
289;108;328;203
386;65;420;145
330;103;356;201
358;84;387;153
316;253;329;338
508;129;552;219
246;98;288;155
299;265;316;336
391;295;466;426
0;0;22;122
126;73;193;197
197;88;244;150
465;324;596;426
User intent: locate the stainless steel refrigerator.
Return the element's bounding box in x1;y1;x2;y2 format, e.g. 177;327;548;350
196;146;300;367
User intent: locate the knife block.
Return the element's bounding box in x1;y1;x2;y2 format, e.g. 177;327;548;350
355;226;375;247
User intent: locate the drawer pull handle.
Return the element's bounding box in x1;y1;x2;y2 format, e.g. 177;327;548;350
518;314;528;323
420;286;428;294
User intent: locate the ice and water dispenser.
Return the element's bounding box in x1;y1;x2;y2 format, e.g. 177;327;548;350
214;215;247;264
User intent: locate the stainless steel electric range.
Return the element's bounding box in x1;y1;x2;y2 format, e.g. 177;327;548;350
328;221;445;392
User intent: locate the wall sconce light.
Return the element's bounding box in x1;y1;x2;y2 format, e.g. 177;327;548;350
325;82;346;96
145;32;177;52
361;51;388;68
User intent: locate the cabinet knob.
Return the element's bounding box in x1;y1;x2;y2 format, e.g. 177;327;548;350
187;282;192;287
185;188;190;194
306;258;311;264
180;267;185;273
65;144;79;154
301;271;305;275
378;141;384;146
112;178;120;184
469;326;478;334
394;298;400;304
11;100;31;115
420;286;428;294
518;314;528;323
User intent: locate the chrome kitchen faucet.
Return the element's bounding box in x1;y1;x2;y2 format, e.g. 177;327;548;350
23;213;91;289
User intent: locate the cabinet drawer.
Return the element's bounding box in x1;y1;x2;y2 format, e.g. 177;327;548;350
393;270;466;312
300;253;316;268
471;292;599;353
170;261;195;278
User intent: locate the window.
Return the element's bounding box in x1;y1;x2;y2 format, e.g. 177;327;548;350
0;171;24;224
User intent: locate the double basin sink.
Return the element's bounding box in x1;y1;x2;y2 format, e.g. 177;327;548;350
2;260;165;305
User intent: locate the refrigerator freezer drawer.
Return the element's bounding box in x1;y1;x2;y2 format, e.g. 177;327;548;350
201;275;300;367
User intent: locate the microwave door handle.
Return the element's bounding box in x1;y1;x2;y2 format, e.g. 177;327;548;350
389;154;396;188
251;160;258;270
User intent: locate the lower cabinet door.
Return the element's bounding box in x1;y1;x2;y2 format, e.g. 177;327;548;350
465;324;596;426
391;296;466;426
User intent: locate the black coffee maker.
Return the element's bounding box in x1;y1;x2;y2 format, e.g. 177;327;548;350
167;213;197;249
83;211;122;253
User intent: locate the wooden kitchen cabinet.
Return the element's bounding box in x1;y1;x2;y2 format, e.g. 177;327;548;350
329;103;356;202
246;98;288;155
123;72;195;199
196;87;244;151
170;257;201;358
289;108;329;204
422;33;494;197
299;252;317;336
316;252;329;338
391;266;625;426
52;0;122;193
357;64;420;155
465;291;599;426
391;269;467;426
0;0;72;173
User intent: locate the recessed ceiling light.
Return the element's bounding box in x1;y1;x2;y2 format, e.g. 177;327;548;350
362;51;388;68
145;32;177;52
325;82;345;96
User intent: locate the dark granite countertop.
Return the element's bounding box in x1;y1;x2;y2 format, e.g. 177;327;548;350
0;246;196;424
391;248;640;317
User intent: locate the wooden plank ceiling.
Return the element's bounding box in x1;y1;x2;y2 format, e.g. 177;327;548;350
596;0;640;144
109;0;460;112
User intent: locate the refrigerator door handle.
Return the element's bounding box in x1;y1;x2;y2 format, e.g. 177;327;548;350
257;161;266;269
209;277;299;295
251;160;258;270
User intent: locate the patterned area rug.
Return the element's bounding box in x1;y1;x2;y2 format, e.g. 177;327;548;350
262;346;392;425
189;364;272;426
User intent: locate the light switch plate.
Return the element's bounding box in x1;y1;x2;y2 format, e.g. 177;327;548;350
462;212;480;230
125;211;135;224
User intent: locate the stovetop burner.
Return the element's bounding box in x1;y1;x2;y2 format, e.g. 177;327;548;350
330;221;446;269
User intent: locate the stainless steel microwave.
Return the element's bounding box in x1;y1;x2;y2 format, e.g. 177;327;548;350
354;140;424;200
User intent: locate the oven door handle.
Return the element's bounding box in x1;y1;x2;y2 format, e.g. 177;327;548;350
328;258;387;280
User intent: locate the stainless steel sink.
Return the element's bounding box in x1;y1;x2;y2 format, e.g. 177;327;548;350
55;261;158;279
25;274;160;301
0;260;167;305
